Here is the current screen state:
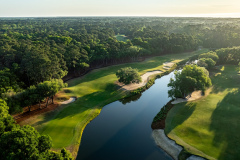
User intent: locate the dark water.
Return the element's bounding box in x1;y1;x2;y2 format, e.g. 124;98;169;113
77;72;175;160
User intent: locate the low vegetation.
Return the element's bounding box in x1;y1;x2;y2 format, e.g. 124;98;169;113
152;102;173;123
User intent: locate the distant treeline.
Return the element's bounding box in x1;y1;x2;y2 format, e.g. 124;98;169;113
1;17;240;113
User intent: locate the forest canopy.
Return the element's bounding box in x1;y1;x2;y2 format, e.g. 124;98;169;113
1;17;240;113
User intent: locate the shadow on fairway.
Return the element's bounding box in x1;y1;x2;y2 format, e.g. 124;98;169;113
165;102;196;135
210;89;240;160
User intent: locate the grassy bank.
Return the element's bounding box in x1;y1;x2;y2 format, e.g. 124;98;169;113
165;65;240;160
20;49;208;157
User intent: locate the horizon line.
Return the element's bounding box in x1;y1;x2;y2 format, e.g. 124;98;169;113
1;15;240;18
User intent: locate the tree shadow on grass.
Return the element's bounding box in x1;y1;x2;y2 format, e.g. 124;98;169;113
38;83;122;131
211;66;240;94
210;89;240;160
165;102;196;135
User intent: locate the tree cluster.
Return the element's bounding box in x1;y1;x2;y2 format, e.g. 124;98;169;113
1;17;240;113
168;65;212;99
197;51;219;69
0;99;73;160
2;79;67;114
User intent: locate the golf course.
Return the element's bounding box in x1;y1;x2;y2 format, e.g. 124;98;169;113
165;65;240;160
20;49;207;157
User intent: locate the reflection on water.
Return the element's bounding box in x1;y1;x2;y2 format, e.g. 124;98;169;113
77;72;175;160
119;93;142;105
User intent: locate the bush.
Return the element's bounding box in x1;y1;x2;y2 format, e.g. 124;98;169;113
199;51;219;62
197;58;216;69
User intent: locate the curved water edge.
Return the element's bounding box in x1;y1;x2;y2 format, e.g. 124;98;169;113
76;59;201;159
76;72;176;160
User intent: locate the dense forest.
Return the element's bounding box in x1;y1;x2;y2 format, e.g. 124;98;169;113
1;17;240;114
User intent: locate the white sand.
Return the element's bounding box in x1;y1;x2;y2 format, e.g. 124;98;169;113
171;89;210;104
152;129;206;160
59;97;76;104
152;129;182;160
163;62;175;67
119;70;163;91
118;62;175;91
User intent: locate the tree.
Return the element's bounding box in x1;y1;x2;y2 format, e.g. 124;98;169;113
0;68;21;95
0;99;73;160
168;65;212;99
197;58;216;69
36;79;67;108
116;67;142;84
0;99;15;135
199;51;219;62
0;125;52;159
238;62;240;72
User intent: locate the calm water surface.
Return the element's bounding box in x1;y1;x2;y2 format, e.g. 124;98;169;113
77;72;175;160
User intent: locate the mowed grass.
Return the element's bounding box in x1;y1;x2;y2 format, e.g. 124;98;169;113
165;65;240;160
22;49;207;156
115;34;128;42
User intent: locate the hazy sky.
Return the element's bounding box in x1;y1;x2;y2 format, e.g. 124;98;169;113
1;0;240;17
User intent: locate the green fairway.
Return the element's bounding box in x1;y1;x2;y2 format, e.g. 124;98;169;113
165;65;240;160
115;34;128;42
22;49;207;156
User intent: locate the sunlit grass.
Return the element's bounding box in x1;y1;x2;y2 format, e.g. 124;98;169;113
21;49;208;157
165;65;240;160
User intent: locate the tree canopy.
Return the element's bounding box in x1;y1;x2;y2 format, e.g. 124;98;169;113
0;99;73;160
168;65;212;98
197;58;216;69
116;67;142;84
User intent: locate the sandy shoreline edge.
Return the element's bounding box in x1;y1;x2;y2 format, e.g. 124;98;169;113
152;129;205;160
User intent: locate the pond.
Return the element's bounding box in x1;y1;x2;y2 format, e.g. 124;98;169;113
76;71;176;160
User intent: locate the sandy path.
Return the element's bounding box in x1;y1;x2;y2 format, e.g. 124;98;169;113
59;97;76;104
119;70;163;91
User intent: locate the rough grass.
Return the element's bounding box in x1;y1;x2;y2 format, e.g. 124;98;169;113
20;49;208;157
165;65;240;160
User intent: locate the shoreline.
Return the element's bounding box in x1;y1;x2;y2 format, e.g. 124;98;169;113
16;50;207;159
151;93;209;160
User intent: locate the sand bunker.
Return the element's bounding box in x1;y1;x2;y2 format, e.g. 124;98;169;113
118;62;176;91
171;89;210;104
163;62;175;70
152;129;206;160
152;129;182;160
59;97;76;104
118;70;163;91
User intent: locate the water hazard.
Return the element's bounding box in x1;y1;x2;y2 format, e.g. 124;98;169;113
77;72;176;160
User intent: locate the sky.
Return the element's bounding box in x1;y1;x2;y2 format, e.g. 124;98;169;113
1;0;240;17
